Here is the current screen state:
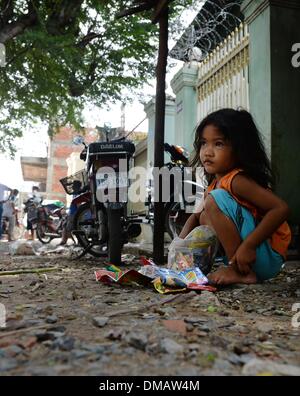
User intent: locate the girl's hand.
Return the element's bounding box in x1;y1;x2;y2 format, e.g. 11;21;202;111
229;243;256;275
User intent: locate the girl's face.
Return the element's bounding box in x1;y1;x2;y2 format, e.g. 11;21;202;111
199;124;236;180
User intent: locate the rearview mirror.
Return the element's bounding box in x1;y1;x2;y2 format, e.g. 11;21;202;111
73;135;85;145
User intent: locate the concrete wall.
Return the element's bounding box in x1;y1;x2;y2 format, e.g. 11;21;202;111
170;62;199;155
144;97;176;168
242;0;300;223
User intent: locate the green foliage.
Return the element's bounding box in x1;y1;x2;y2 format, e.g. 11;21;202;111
0;1;191;155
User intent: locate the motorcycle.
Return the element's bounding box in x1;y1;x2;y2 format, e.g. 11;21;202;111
68;135;142;264
145;143;203;238
24;197;67;244
60;169;105;257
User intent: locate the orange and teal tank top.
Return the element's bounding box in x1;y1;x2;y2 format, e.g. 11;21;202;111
207;168;291;258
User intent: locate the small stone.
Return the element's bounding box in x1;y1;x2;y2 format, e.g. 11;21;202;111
92;317;109;328
233;343;250;355
82;344;107;354
105;329;123;341
160;338;184;354
195;330;208;337
2;321;21;332
66;291;78;301
256;308;270;314
125;333;148;351
48;326;66;333
218;310;230;316
0;358;18;372
31;283;43;293
187;349;198;358
93;302;108;310
26;367;56;376
258;334;269;342
242;358;300;376
34;305;53;315
210;335;228;349
52;336;75;351
146;342;161;355
0;338;17;348
227;353;244;366
178;368;200;376
90;295;104;304
188;343;200;351
274;310;285;316
34;330;62;342
256;322;273;333
163;320;187;336
46;315;58;324
20;336;37;349
213;358;234;373
122;347;136;356
3;345;24;357
71;349;90;359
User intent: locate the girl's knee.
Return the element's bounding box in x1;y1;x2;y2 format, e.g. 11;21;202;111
204;195;217;212
204;190;230;213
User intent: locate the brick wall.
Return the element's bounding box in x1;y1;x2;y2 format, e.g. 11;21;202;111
46;127;92;202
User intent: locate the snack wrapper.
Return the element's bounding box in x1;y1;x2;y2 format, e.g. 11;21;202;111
168;225;218;275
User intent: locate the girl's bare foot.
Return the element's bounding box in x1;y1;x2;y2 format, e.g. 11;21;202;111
208;266;257;285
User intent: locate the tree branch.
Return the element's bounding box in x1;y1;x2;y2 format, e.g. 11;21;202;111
76;32;103;48
0;1;39;44
46;0;84;35
0;0;15;27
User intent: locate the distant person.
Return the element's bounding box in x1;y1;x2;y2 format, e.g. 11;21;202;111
24;186;42;240
0;183;11;240
3;189;19;241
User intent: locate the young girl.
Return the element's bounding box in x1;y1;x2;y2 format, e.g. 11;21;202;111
179;108;291;285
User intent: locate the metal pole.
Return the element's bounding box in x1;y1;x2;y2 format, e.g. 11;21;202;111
153;6;168;265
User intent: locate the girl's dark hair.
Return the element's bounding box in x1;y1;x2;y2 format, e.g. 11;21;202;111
190;108;275;189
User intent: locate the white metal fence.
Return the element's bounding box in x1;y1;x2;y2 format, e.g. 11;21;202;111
197;23;249;120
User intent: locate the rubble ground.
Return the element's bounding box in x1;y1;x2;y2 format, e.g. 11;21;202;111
0;247;300;376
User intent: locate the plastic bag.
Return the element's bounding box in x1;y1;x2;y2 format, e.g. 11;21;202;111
167;225;218;275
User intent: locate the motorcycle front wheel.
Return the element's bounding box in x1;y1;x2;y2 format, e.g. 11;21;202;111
73;203;108;257
36;223;53;244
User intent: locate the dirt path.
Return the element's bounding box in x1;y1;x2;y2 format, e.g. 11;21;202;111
0;251;300;376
